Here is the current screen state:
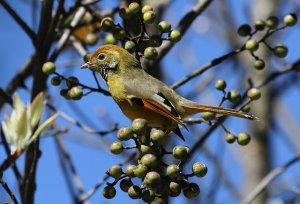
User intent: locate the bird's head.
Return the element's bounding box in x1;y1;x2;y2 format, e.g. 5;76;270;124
81;45;140;81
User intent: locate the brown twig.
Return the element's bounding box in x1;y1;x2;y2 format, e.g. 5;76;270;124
0;177;19;204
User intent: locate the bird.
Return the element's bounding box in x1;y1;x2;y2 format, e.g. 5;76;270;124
81;45;257;140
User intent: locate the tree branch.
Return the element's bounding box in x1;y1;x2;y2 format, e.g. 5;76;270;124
0;177;19;204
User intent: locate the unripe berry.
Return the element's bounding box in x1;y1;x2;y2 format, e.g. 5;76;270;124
140;154;158;168
183;183;200;198
143;11;156;24
104;34;117;45
128;2;140;14
142;189;155;202
273;44;288;58
158;21;171;33
101;17;114;32
150;129;166;144
228;89;241;104
124;41;136;53
128;185;142;199
119;8;130;19
133;164;148;178
237;132;251;146
117;126;133;141
172;146;190;160
144;171;161;188
139;145;152;155
51;76;61;86
68;86;83;100
215;80;227;91
108;164;122;179
166;164;180;179
253;59;265;70
245;39;259;52
169;30;181;42
66;76;79;88
102;185;116;199
141;5;153;14
225;133;236;144
110;141;123;154
192;162;208;177
60;89;68;97
125;164;137;178
241;104;251;113
84;33;97;45
247;88;261;100
201;112;216;121
42;61;56;75
237;24;252;37
132;118;147;135
144;47;158;60
254;20;266;31
120;179;133;192
179;179;189;190
266;16;279;29
169;181;181;195
284;13;297;26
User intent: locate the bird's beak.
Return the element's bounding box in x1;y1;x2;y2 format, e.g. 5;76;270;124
81;62;93;69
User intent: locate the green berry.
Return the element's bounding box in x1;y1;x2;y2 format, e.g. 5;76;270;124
225;133;236;144
148;35;162;47
179;179;189;190
254;20;266;31
84;33;97;45
192;162;208;177
242;104;251;113
142;189;155;202
158;21;171;33
139;145;152;155
228;89;241;104
237;24;252;37
128;2;140;14
143;11;156;24
104;34;117;45
166;164;180;179
169;181;181;195
284;13;297;26
66;76;79;88
215;80;227;90
201;112;216;121
133;164;148;178
110;141;123;154
124;41;136;53
101;17;114;32
108;164;122;179
183;183;200;198
172;146;190;160
150;129;166;144
124;164;137;178
247;88;261;100
51;76;61;86
144;171;161;188
120;179;133;192
132;118;147;135
140;154;158;168
169;30;181;42
266;16;279;29
141;5;153;14
144;47;158;60
273;44;288;58
60;89;68;97
237;132;251;146
42;61;56;75
117;126;133;141
128;185;142;199
119;8;130;19
253;59;265;70
102;185;116;199
245;39;259;52
68;86;83;100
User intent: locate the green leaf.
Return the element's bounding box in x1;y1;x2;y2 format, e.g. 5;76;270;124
29;92;44;128
30;114;58;144
13;93;25;113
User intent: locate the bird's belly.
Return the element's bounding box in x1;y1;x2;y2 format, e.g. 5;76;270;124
117;100;175;129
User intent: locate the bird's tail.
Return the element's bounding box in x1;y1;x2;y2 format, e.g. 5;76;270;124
183;101;258;120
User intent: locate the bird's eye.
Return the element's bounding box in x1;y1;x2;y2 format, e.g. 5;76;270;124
98;53;106;60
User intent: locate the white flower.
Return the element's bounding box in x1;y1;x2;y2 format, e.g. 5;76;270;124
2;92;57;153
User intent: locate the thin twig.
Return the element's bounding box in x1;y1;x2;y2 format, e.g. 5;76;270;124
0;177;19;204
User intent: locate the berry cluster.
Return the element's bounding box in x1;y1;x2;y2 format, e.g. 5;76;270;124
238;14;297;70
103;119;207;201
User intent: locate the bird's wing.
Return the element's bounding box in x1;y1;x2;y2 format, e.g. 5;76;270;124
130;92;187;129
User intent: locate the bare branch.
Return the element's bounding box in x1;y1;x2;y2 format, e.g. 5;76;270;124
0;177;19;204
